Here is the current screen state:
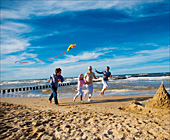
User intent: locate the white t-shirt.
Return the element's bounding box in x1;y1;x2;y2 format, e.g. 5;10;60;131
84;72;95;85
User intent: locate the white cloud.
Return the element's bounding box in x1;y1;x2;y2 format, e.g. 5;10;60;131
1;0;167;20
1;39;30;54
139;43;159;47
113;64;169;74
0;0;169;80
1;52;38;66
1;21;60;55
1;21;33;54
1;22;32;34
111;47;169;67
136;47;168;55
59;46;169;75
29;31;59;40
1;45;169;80
96;47;118;52
48;51;104;65
1;1;118;19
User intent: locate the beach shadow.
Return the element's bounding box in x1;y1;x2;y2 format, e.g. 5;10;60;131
59;96;153;106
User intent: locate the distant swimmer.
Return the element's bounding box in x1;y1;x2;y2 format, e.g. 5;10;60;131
95;66;112;96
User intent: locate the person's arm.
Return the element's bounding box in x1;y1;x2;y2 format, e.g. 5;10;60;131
83;79;86;84
93;72;99;79
109;72;112;77
95;69;103;74
59;75;64;82
84;73;87;83
47;75;52;83
47;79;51;83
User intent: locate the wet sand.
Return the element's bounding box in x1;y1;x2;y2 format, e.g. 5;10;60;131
0;95;170;140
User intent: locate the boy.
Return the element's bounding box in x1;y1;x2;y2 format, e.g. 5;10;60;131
47;68;64;105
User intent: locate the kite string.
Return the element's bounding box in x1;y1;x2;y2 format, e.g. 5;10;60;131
39;50;68;61
48;50;68;59
15;51;68;63
15;44;76;63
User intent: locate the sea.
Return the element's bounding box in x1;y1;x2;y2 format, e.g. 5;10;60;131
0;72;170;99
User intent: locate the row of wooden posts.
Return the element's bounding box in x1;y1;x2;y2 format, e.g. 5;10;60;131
0;82;78;94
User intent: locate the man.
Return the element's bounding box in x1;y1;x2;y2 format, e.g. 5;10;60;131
95;66;112;96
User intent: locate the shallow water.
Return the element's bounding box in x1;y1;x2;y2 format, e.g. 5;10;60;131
1;74;169;98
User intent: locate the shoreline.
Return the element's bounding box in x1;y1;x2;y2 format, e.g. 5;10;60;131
1;94;170;140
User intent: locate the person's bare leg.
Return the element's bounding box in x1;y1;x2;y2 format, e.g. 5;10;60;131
75;95;78;99
84;92;88;97
100;88;106;96
99;90;103;96
88;93;92;101
102;88;106;95
74;95;78;102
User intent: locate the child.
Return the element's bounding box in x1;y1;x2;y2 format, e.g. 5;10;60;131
47;68;64;105
73;74;85;102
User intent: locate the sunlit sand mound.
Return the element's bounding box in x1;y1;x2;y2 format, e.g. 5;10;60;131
146;84;170;109
41;89;52;93
119;99;170;122
119;100;144;113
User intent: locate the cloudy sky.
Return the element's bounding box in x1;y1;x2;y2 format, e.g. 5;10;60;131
1;0;169;81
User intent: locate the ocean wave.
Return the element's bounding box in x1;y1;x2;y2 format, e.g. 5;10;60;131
0;79;47;85
106;89;137;92
125;76;170;81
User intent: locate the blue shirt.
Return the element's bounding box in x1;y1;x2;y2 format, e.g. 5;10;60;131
50;74;64;87
97;71;111;81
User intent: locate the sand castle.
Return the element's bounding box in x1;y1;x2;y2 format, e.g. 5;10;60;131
146;84;170;109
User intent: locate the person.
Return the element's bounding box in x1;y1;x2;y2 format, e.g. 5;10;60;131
73;74;86;102
95;66;112;96
84;66;99;102
47;68;64;105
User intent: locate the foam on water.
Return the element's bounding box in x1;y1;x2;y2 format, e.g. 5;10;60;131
124;76;170;81
1;73;169;98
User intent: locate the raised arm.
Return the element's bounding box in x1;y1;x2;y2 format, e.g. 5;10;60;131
95;69;103;74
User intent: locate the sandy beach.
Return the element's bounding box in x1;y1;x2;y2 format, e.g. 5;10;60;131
1;94;170;140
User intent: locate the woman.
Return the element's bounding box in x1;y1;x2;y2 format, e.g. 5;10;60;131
84;66;99;102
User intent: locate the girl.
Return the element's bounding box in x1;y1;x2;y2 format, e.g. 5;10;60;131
73;74;85;102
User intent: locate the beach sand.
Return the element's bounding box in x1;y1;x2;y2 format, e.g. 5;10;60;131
0;95;170;140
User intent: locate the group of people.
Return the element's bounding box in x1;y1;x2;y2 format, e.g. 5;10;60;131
47;66;112;105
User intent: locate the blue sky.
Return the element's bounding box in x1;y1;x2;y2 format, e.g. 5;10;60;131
1;0;169;81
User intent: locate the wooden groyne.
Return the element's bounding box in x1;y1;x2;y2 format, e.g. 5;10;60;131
0;82;78;95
